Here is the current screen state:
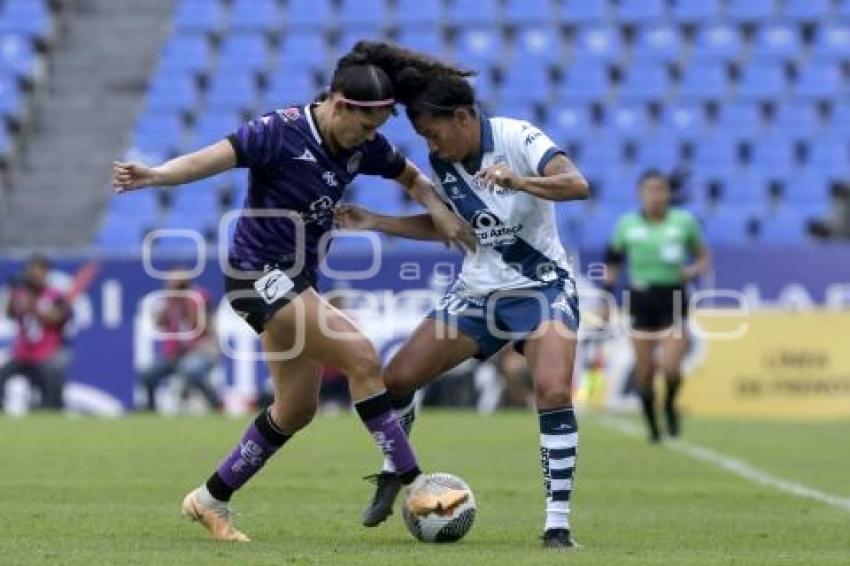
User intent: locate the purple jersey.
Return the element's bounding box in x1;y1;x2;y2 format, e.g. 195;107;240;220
226;104;406;271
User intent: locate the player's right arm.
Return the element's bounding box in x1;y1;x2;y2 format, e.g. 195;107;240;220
334;205;445;242
112;140;237;192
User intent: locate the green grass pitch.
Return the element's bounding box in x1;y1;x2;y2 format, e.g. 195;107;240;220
1;411;848;565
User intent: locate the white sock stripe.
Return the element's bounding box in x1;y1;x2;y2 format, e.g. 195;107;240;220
541;432;578;449
549;456;576;470
551;479;573;492
546;501;569;512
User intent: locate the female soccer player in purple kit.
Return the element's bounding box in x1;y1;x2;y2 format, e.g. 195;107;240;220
112;44;474;542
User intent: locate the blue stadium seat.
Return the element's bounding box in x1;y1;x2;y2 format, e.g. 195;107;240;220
659;102;707;143
691;24;742;63
0;33;36;79
352;177;406;215
394;0;443;28
693;133;739;173
726;0;776;24
677;60;729;101
808;137;849;180
284;0;333;30
720;167;770;206
0;72;21;120
771;102;822;138
636;132;680;170
336;31;392;57
396;29;445;59
812;24;850;61
545;105;595;141
381;117;418;153
500;63;550;104
631;26;682;63
561;0;609;26
758;206;809;245
735;62;787;101
573;26;622;62
145;73;199;112
218;34;269;74
580;132;623;175
670;0;722;24
750;136;795;180
157;34;212;75
230;0;281;32
792;62;843;101
0;0;50;39
617;62;670;101
750;24;801;62
107;189;160;221
602;104;651;139
780;0;833;23
205;69;257;112
96;216;151;251
504;0;553;27
454;29;503;69
617;0;666;25
338;0;388;31
187;111;242;150
277;33;327;71
170;179;221;221
132;111;184;156
263;71;316;108
557;59;610;101
782;167;831;205
449;0;500;28
513;27;563;67
715;102;764;140
840;0;850;19
172;0;225;34
830;102;850;132
700;206;756;245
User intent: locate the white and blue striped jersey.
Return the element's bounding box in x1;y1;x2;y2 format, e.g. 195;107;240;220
429;115;575;294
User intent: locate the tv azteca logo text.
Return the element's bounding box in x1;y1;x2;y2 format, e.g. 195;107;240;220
471;210;523;246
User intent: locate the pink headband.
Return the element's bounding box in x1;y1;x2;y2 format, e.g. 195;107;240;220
339;96;395;107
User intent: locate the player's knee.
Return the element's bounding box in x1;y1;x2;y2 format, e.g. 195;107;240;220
269;399;317;432
341;343;381;384
383;359;420;397
534;370;573;407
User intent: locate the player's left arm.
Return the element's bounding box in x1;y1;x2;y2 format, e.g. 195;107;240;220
476;123;589;201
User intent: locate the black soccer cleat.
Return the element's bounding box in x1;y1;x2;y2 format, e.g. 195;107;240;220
542;528;581;550
361;472;403;527
665;403;681;438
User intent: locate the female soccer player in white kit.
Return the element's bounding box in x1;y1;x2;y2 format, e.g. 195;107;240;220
336;62;589;549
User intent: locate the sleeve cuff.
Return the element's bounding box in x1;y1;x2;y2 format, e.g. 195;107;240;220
537;146;566;176
227;134;248;168
382;152;408;180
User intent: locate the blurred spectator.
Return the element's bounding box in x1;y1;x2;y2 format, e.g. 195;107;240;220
808;182;850;240
0;255;72;411
139;269;222;412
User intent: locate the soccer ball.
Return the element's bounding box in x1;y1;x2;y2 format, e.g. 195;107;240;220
402;473;476;543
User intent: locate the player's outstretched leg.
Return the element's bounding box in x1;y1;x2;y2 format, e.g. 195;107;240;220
360;318;479;527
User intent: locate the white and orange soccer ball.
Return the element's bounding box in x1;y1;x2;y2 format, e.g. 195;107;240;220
402;473;477;543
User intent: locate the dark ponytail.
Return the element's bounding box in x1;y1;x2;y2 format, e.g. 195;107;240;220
333;40;478;120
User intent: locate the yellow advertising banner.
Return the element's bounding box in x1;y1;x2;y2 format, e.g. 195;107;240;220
682;310;850;420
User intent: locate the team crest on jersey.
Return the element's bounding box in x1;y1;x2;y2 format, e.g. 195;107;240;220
300;195;335;226
278;107;301;121
322;171;338;187
347;151;363;174
443;172;457;184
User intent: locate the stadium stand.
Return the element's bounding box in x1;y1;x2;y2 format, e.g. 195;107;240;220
88;0;850;252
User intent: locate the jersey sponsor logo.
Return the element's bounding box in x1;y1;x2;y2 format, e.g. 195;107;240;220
294;148;317;163
524;130;543;146
448;184;465;199
347;151;363;174
470;210;523;246
253;269;295;305
322;171;338;187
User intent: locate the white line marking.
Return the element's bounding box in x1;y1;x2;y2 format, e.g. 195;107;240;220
597;416;850;513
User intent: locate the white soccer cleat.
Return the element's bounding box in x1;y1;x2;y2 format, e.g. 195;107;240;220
181;487;250;542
